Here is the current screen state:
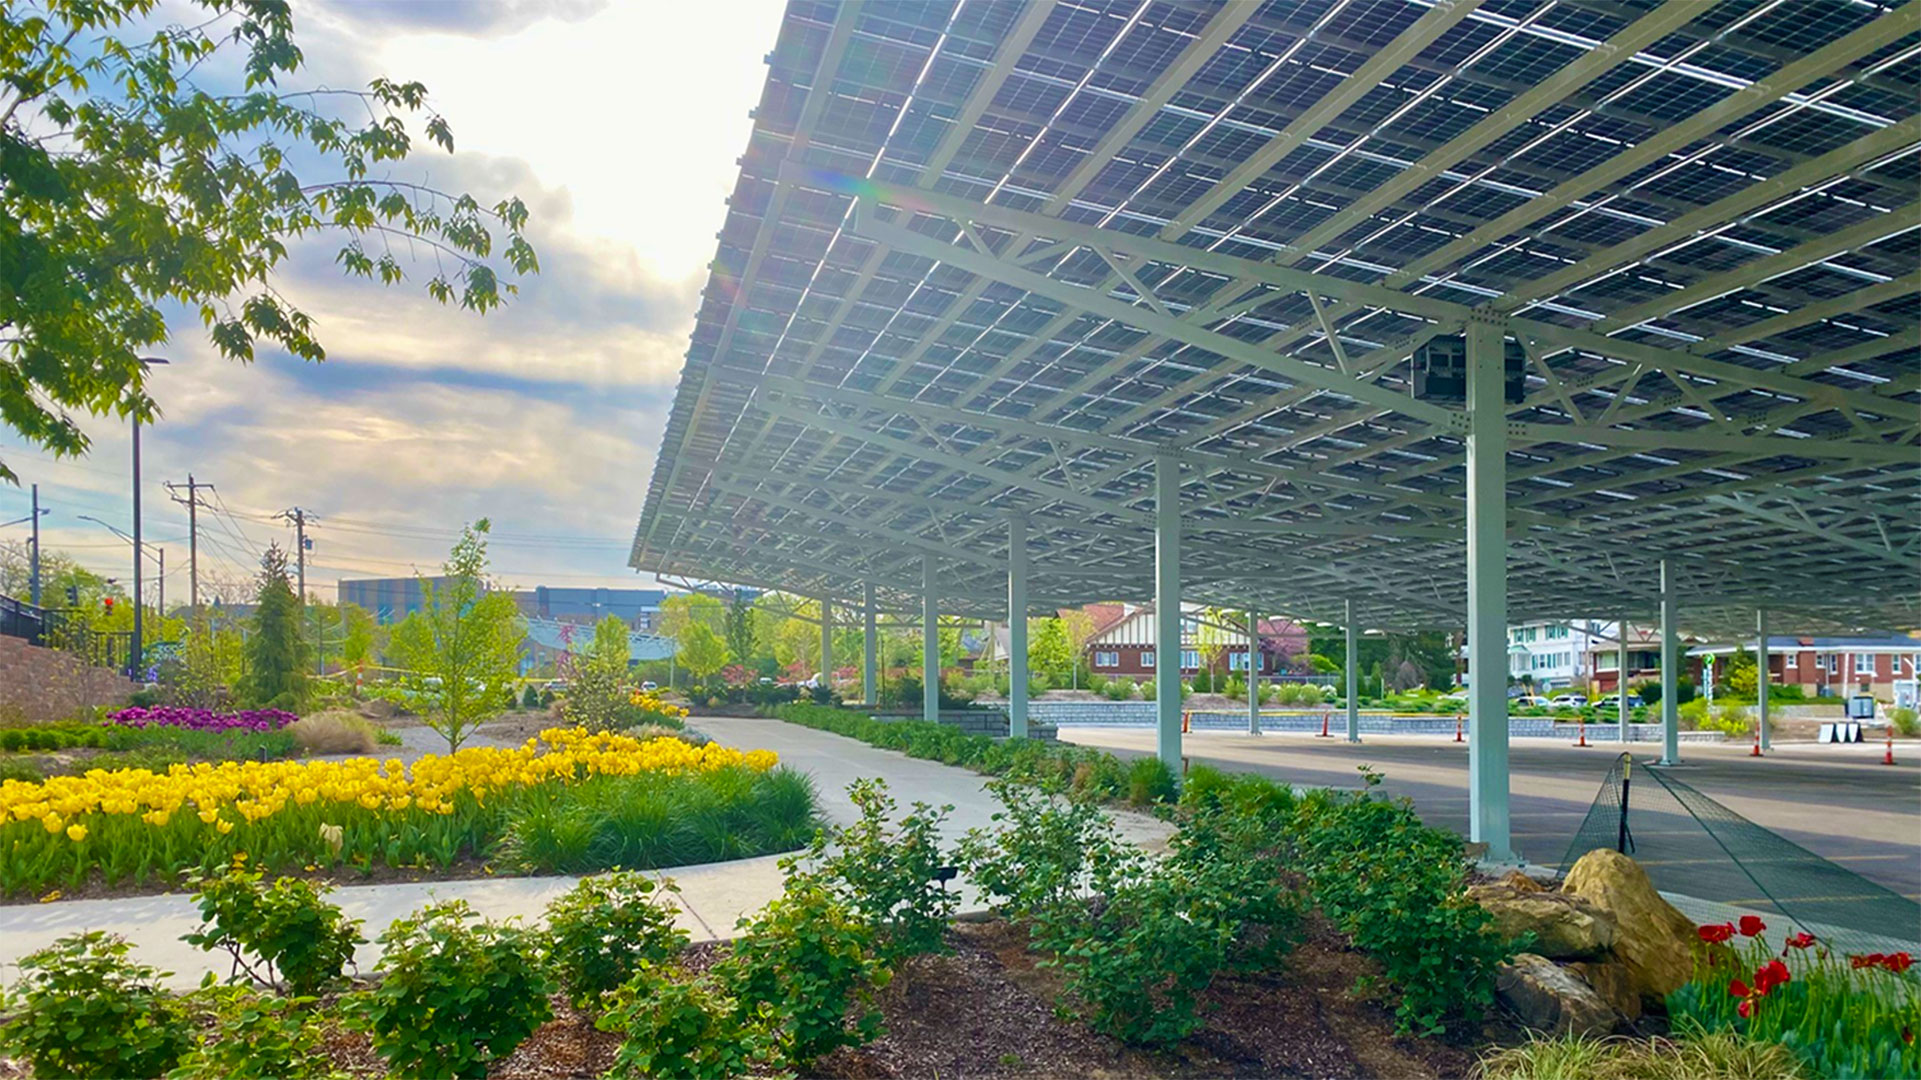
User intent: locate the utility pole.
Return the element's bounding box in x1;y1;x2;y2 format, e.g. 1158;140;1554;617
165;476;214;613
155;548;164;615
276;507;316;673
29;484;46;605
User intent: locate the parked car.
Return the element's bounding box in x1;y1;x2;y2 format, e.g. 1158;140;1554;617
1592;693;1642;710
540;679;568;693
1511;695;1551;708
1549;693;1588;708
638;680;659;692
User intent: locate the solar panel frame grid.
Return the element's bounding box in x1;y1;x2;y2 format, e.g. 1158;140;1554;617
631;0;1920;634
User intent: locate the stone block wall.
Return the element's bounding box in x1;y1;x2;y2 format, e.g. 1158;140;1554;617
865;708;1059;742
0;635;132;725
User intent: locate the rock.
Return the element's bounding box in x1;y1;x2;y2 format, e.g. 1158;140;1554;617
1497;870;1543;893
1562;849;1696;1006
1467;884;1617;960
1566;959;1642;1021
1496;953;1619;1037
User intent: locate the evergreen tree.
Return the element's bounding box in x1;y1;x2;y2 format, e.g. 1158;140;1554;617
723;589;758;672
241;544;306;709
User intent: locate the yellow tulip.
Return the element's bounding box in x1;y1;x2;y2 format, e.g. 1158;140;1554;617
65;824;87;843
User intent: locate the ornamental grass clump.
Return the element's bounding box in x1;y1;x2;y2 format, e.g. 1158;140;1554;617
0;728;784;896
1671;916;1920;1079
110;706;299;733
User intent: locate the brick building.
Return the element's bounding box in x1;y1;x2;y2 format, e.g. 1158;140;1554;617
1082;604;1306;679
1689;634;1921;701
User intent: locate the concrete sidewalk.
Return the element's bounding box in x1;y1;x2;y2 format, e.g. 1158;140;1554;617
0;716;1171;988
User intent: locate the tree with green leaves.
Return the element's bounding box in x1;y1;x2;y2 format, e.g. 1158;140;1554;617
723;589;758;671
676;621;730;685
1027;618;1072;685
561;614;632;732
0;0;537;481
240;543;304;709
388;521;523;751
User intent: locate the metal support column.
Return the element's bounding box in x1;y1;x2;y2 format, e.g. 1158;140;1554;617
1345;600;1359;743
1465;317;1513;862
819;596;833;691
1756;609;1770;753
1246;609;1261;735
922;557;939;724
1154;455;1182;769
1007;514;1029;739
1618;618;1630;742
1659;558;1681;766
863;583;877;707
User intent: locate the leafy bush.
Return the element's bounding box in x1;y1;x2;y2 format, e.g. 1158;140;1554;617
1190;668;1213;693
496;766;818;875
0;931;193;1080
716;869;889;1068
545;871;690;1011
1890;706;1919;737
351;900;555;1079
166;988;345;1080
811;778;955;960
600;966;770;1079
0;758;44;783
183;868;364;996
520;684;541;709
1289;777;1514;1034
956;778;1125;923
1140;678;1156;700
1102;677;1134;700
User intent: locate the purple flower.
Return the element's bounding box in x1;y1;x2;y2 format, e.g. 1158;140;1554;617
107;706;297;733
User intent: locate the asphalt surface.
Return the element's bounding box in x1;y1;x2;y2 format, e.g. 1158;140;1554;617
1057;728;1921;902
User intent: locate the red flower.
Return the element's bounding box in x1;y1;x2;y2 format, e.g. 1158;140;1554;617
1784;932;1816;950
1738;915;1767;937
1737;998;1754;1019
1886;952;1914;973
1753;959;1792;996
1853;953;1887;969
1728;977;1751;999
1699;922;1736;944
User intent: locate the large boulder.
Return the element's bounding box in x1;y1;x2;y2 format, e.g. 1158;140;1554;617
1496;953;1619;1037
1561;849;1696;1006
1468;882;1617;960
1566;958;1642;1021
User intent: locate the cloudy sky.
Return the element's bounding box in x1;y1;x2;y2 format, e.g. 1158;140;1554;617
0;0;785;602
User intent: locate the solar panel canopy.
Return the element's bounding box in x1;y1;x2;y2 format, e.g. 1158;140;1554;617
631;0;1921;637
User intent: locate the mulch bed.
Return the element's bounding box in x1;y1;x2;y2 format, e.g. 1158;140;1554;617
313;920;1493;1079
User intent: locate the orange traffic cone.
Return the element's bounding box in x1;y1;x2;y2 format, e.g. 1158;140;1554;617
1576;715;1589;747
1181;711;1191;734
1885;727;1896;766
1318;711;1331;738
1455;713;1464;743
1751;724;1762;757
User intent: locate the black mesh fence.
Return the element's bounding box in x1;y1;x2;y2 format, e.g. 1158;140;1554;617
1561;753;1920;955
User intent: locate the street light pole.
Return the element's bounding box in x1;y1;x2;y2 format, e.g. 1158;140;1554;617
129;357;169;680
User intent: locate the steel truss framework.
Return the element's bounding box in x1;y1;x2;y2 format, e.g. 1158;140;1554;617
633;0;1921;640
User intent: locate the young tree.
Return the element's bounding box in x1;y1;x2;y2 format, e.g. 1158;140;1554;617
658;592;725;637
676;621;730;685
388;521;523;751
561;614;632;731
1027;618;1072;684
240;544;305;709
1059;607;1098;690
0;1;538;482
722;589;758;669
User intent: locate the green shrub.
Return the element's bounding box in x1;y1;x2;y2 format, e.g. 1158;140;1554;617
1085;672;1109;696
810;778;955;960
717;869;888;1068
520;684;541;709
956;778;1126;923
167;988;345;1080
1126;755;1176;806
0;758;44;783
1889;706;1919;737
1677;697;1711;730
183;868;364;996
1190;669;1213;693
1029;840;1241;1046
1221;674;1246;700
0;931;193;1080
1102;677;1134;701
545;871;690;1011
1140;678;1156;700
1289;780;1514;1035
601;965;770;1079
351;900;554;1080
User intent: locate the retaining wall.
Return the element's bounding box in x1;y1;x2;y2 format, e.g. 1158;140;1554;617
864;709;1059;742
1022;701;1726;741
0;636;131;725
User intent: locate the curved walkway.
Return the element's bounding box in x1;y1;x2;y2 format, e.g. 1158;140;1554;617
0;717;1169;988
